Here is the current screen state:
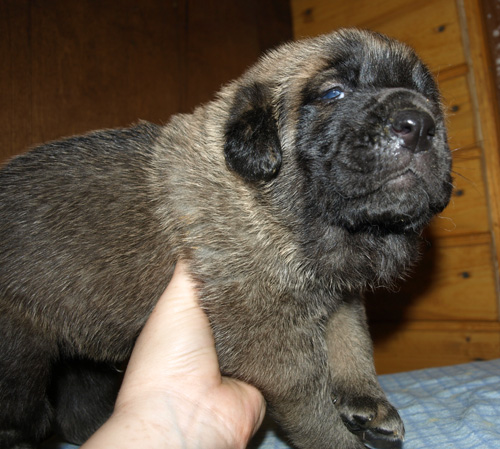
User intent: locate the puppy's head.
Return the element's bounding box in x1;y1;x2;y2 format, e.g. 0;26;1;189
224;29;452;237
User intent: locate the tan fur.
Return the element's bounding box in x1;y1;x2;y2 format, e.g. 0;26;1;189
0;29;452;448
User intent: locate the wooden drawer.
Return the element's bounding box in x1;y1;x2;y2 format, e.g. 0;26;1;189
292;0;465;73
427;152;489;237
371;321;500;374
293;0;420;36
440;74;477;150
366;235;498;321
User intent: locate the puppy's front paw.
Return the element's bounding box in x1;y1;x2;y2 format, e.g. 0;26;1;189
334;395;404;449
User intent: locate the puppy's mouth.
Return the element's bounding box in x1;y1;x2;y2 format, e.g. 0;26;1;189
383;168;418;188
327;164;438;234
336;166;420;200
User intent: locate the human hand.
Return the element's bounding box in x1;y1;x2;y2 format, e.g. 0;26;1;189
81;261;266;449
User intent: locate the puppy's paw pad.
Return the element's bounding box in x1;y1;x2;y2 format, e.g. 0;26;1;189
335;396;404;449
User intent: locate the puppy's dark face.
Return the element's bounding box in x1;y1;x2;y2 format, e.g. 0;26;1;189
294;31;452;235
224;29;453;286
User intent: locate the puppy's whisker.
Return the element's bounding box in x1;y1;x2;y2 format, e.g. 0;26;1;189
432;215;457;232
450;169;474;184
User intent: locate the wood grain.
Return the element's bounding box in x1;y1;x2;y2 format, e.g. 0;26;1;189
440;75;477;150
292;0;465;72
0;0;183;163
462;0;500;292
371;321;500;373
0;0;293;164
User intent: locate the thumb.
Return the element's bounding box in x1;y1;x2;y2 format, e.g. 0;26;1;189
221;377;267;438
121;261;220;394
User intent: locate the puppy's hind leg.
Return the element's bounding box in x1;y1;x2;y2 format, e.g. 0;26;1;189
326;294;405;449
0;307;56;449
50;359;123;444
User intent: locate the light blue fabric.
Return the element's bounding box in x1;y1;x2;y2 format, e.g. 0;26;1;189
44;359;500;449
250;359;500;449
378;359;500;449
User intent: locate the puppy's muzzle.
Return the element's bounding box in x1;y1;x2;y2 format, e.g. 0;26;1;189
390;109;436;153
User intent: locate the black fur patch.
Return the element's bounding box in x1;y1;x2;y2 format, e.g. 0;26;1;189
224;83;282;182
294;36;451;237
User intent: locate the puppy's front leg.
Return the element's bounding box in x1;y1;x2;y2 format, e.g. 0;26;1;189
214;318;366;449
249;341;367;449
326;294;405;449
269;386;367;449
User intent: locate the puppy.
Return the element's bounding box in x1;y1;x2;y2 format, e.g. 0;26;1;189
0;29;452;449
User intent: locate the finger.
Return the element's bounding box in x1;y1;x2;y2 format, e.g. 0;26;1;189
122;261;220;389
239;382;267;436
221;377;267;439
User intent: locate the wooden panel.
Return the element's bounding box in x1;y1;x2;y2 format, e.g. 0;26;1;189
372;321;500;374
367;234;498;321
0;0;182;164
482;0;500;107
428;153;489;237
0;0;293;165
440;75;477;150
183;0;292;111
0;1;33;164
184;1;259;111
292;0;466;72
30;0;183;145
293;0;413;33
463;0;500;284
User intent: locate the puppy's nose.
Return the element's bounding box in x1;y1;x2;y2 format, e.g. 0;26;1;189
390;110;435;152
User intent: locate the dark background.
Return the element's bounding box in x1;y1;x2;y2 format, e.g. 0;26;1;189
0;0;293;164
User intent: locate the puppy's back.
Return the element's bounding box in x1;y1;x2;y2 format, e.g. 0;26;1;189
0;121;176;361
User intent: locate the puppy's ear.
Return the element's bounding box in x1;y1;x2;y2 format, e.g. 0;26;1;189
224;82;282;182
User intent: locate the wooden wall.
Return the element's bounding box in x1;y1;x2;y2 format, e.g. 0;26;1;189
0;0;292;164
292;0;500;373
482;0;500;115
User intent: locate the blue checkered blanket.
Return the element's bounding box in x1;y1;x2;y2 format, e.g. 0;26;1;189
44;359;500;449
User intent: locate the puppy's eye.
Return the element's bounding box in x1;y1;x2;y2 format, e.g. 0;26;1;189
321;87;345;101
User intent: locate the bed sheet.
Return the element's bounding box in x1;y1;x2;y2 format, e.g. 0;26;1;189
44;358;500;449
249;359;500;449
